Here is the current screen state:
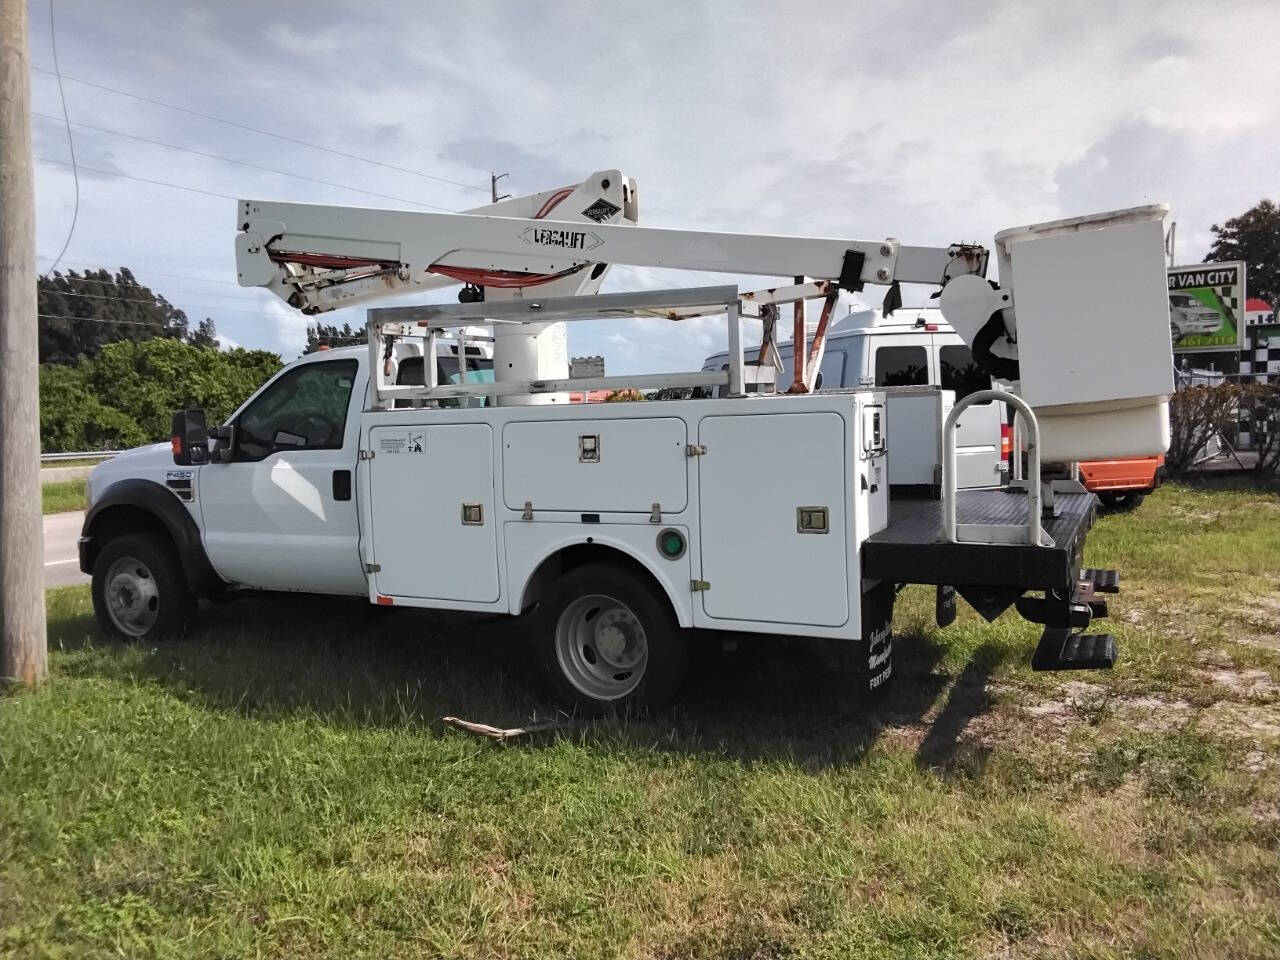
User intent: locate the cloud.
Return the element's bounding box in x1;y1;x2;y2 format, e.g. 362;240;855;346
27;0;1280;376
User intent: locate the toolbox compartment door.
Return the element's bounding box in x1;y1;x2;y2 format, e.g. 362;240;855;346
502;417;687;513
367;423;499;602
696;411;849;628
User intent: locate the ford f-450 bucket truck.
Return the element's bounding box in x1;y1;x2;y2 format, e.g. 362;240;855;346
80;170;1175;711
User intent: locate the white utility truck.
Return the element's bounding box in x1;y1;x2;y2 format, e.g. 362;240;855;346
81;171;1175;711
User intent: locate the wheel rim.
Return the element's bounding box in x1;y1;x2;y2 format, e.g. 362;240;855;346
554;593;648;701
104;555;160;637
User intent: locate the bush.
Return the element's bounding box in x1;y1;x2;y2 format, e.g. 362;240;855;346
40;340;281;453
1241;382;1280;477
1167;384;1241;472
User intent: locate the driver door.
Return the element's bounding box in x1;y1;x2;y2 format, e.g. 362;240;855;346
199;357;367;595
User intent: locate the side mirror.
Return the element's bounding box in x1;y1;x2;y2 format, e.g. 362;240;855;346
210;424;238;463
171;409;208;466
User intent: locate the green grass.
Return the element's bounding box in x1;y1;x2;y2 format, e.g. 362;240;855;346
40;477;87;515
3;483;1279;958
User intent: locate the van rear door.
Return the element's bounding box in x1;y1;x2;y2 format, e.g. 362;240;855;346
936;340;1003;488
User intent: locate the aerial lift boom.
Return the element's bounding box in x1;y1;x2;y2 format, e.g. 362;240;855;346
236;173;1175;460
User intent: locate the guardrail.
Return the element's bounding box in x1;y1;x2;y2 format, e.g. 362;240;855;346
40;451;120;463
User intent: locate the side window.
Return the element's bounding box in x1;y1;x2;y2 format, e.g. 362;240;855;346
395;354;493;408
939;344;992;402
237;359;357;460
874;345;928;386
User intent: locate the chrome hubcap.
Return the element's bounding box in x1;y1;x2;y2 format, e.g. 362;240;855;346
554;593;648;700
104;556;160;636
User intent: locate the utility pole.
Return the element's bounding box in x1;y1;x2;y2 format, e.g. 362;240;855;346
491;172;510;205
1;0;48;686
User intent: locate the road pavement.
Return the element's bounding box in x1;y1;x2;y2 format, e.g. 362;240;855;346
44;510;89;588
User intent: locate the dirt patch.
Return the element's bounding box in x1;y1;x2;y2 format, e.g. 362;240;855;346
1201;701;1280;740
1196;667;1280;699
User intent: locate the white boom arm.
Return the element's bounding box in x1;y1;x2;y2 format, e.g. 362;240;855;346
236;170;641;314
236;179;1175;459
237;176;988;316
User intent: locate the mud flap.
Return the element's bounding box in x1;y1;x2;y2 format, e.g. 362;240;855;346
936;584;957;628
860;580;896;695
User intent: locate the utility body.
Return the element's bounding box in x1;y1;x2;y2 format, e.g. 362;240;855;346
81;171;1176;710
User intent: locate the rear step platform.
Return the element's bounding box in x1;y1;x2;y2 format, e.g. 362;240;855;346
1081;568;1120;593
1032;628;1118;671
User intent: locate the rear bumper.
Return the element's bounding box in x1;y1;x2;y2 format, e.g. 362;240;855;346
1079;457;1162;493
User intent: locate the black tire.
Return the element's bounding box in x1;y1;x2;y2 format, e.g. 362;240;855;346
1098;490;1146;512
533;562;687;714
91;533;196;642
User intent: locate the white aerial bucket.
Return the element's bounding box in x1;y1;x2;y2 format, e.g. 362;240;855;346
944;205;1174;462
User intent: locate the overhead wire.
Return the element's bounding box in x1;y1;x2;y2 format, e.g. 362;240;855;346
37;256;243;286
32;111;457;211
30;65;490;194
37;155;238;200
41;0;79;279
38;289;301;316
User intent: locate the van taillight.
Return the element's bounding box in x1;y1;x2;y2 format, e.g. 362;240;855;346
1000;423;1012;463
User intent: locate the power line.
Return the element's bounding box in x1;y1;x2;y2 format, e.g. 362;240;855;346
40;0;78;278
41;276;267;303
35;255;242;286
32;111;456;211
38;312;182;327
37;288;290;316
37;154;236;200
31;65;490;194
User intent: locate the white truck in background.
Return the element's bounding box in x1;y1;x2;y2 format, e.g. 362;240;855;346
79;171;1177;712
702;307;1007;493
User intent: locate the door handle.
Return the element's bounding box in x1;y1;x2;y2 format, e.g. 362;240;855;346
332;470;352;501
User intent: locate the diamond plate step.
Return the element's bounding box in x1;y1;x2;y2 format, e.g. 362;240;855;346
1031;628;1118;671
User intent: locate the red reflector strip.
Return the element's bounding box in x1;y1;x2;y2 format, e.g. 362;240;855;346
375;595;394;606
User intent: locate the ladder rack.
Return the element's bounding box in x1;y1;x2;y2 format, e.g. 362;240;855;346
364;284;832;409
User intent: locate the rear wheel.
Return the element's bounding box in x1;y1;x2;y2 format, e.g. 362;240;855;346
1097;490;1146;512
91;533;195;641
535;563;687;713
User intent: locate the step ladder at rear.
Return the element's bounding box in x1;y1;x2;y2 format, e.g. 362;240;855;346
1031;628;1118;671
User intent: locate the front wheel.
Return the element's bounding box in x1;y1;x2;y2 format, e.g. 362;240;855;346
91;533;196;641
534;563;687;714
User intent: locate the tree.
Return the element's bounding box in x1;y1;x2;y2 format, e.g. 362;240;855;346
1205;199;1280;309
187;317;218;349
37;267;192;364
304;321;365;354
39;339;282;452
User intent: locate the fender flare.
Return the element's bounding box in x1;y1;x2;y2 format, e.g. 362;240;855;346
80;478;225;596
509;532;693;628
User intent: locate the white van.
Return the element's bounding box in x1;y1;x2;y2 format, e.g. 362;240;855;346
702;308;1006;490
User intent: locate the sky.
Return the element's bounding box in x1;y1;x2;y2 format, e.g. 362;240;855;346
28;0;1280;372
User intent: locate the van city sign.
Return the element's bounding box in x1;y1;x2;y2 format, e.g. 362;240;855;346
1167;261;1246;353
